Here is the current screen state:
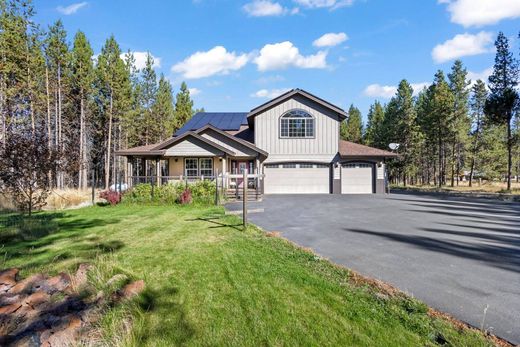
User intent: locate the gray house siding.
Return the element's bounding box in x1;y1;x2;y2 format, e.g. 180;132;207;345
254;95;340;163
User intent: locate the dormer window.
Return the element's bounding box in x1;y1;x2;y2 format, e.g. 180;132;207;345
280;110;315;138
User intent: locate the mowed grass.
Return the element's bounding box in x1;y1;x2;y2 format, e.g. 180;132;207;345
0;205;494;346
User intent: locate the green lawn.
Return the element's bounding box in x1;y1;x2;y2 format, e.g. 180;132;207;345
0;205;494;346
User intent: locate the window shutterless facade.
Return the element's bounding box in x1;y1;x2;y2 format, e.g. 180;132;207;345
199;158;213;177
280;109;315;138
185;158;199;177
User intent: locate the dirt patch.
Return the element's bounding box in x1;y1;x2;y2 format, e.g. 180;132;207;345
0;266;144;346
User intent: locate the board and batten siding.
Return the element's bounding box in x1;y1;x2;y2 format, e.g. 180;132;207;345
254;95;340;162
164;137;224;157
200;130;257;157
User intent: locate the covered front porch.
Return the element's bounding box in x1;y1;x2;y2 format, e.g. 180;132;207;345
115;126;269;199
125;155;264;192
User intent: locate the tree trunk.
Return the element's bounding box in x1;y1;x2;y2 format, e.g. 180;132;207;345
79;94;85;189
507;121;512;191
469;158;475;188
105;93;113;190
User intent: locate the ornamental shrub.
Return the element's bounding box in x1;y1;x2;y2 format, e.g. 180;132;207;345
99;190;121;205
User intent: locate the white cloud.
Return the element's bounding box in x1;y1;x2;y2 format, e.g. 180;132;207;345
431;31;493;64
188;88;201;96
313;32;348;47
254;41;328;71
363;84;397;99
243;0;286;16
120;51;161;70
171;46;249;79
468;67;493;84
294;0;353;10
56;1;88;15
251;88;291;98
363;82;429;99
440;0;520;27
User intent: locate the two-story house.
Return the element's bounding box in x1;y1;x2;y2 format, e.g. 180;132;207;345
116;89;397;195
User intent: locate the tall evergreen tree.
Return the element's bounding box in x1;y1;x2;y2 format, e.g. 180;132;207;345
152;74;175;141
448;60;471;186
70;30;94;189
364;101;385;147
139;52;157;145
173;81;194;131
341;104;363;143
45;19;69;188
95;35;132;189
468;80;487;187
387;80;423;185
429;71;455;187
485;32;519;191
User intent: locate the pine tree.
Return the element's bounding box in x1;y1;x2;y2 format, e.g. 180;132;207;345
467;80;487;187
95;35;132;189
152;74;175;141
387;80;423;185
45;20;69;188
364;101;385;147
341;104;363;143
139;52;157;145
484;32;519;191
430;71;455;187
70;30;94;189
173;81;194;131
448;60;471;186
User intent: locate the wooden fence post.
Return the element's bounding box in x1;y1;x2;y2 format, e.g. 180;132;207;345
243;169;248;228
91;169;95;205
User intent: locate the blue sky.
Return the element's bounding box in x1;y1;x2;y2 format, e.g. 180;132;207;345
35;0;520;120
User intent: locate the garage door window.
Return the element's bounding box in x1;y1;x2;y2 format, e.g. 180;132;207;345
265;164;279;168
282;163;297;168
342;163;371;168
299;163;314;168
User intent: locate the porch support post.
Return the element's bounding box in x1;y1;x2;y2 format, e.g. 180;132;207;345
128;157;133;188
255;157;260;199
155;158;161;186
221;155;227;189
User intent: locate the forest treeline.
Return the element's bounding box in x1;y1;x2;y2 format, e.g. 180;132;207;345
341;33;520;190
0;0;200;192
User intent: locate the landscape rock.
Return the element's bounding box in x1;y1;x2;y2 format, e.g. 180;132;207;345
9;274;46;295
118;280;145;300
0;268;19;292
0;265;143;346
72;263;92;289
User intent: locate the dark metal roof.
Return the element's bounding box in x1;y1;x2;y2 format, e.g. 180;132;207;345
175;112;248;136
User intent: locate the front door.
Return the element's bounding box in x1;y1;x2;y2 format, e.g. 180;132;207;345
232;160;254;188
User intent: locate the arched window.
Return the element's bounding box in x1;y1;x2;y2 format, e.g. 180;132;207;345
280;110;314;138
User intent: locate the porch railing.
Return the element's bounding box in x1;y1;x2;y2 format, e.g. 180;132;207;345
127;173;265;199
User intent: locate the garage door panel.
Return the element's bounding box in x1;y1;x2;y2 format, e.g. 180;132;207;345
264;165;329;194
341;164;373;194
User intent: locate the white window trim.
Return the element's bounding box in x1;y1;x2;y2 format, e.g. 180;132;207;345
279;109;315;139
184;157;214;177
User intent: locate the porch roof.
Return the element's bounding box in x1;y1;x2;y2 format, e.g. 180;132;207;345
115;131;237;157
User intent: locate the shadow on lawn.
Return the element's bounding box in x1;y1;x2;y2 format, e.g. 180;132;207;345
134;286;195;345
0;209;124;271
187;216;243;231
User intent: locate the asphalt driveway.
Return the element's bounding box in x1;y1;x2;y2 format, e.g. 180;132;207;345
225;192;520;344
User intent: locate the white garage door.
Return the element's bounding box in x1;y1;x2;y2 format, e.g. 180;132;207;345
264;163;329;194
341;163;373;194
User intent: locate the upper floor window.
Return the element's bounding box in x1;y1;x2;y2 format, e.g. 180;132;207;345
280;110;314;138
